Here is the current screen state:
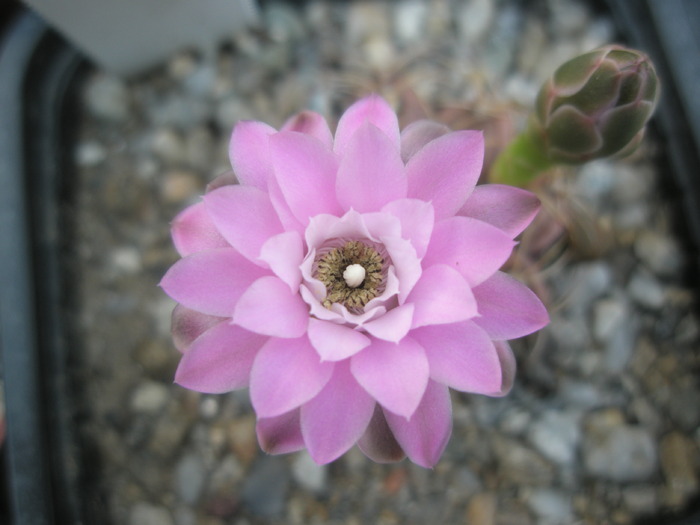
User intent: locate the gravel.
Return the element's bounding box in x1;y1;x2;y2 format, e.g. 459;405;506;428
70;0;700;523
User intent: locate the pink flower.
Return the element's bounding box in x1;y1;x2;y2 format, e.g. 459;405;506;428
160;95;548;467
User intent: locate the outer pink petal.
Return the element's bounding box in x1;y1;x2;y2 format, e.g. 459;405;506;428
351;337;429;419
422;216;515;287
160;248;267;317
171;304;225;353
362;303;414;343
358;405;406;463
256;409;305;454
259;231;304;292
171;202;229;257
408;264;478;329
381;199;435;258
281;110;333;150
336;122;407;213
406;130;484;220
459;184;541;238
204;186;283;264
334;94;400;156
174;323;267;393
472;272;549;339
250;336;334;418
400;119;451;162
490;341;517;397
270;132;343;225
410;321;502;394
307;318;371;361
300;361;376;464
384;380;452;468
233;276;309;338
229;120;276;190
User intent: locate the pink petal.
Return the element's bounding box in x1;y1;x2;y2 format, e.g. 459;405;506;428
281;110;333;149
381;199;435;258
171;202;229;257
267;175;305;233
300;361;376;464
362;304;414;343
229;120;276;190
422;216;515;287
406;130;484;220
160;248;267;317
250;336;334;418
334;94;400;156
269;131;343;225
459;184;541;238
411;321;502;394
408;264;478;329
351;337;429;419
256;409;305;454
307;318;371;361
259;231;304;292
204;185;283;264
384;380;452;468
400;119;451;162
171;304;226;352
336;122;407;213
233;276;309;338
383;236;422;303
358;405;406;463
490;341;517;397
472;272;549;339
174;323;267;393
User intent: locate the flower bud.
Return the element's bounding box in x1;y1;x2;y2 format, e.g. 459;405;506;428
533;45;659;164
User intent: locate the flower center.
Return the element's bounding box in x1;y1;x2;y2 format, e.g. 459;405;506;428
314;241;385;310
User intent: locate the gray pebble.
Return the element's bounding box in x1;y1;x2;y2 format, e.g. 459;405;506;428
241;456;290;518
635;231;684;278
527;410;581;466
526;488;573;524
583;413;657;482
175;453;207;504
129;502;173;525
130;381;170;414
292;453;327;493
84;73;130;121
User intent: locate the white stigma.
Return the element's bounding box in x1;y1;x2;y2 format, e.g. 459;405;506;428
343;264;366;288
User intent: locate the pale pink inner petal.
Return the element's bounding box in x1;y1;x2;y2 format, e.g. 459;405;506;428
406;130;485;220
307;318;371;361
411;321;502;394
422;216;515;287
384;380;452;468
459;184;541;238
205;170;238;193
256;409;305;455
229;120;276;190
382;236;422;304
362;303;414;343
300;361;376;464
358;405;406;463
381;199;435;258
160;248;267;317
408;264;478;329
259;231;304;292
472;272;549;340
250;336;334;418
270;131;343;225
233;276;310;338
174;322;267;393
204;185;283;264
351;337;429;419
400;119;451;163
171;202;229;257
281;110;334;150
171;304;226;353
336;123;407;213
333;94;401;156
